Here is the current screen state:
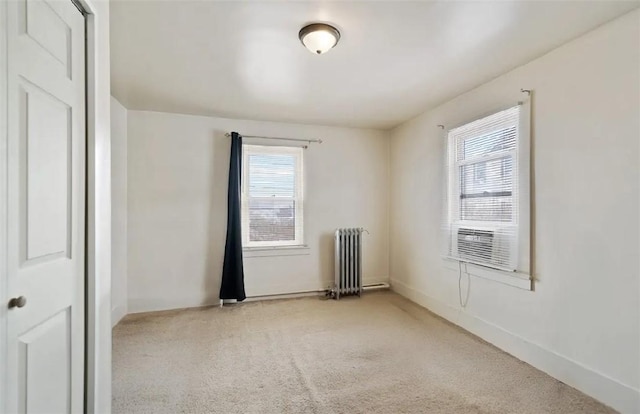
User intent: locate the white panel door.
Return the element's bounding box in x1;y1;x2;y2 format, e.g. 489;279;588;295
4;0;86;412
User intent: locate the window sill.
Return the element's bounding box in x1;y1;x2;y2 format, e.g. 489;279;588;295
243;245;310;258
443;258;532;291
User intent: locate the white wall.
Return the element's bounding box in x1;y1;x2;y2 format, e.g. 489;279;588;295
127;111;389;313
389;10;639;413
110;96;127;326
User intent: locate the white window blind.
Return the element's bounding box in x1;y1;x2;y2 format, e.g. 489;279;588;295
443;105;523;271
242;144;304;247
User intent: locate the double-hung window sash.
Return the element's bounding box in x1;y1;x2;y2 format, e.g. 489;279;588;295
444;105;521;270
241;145;304;247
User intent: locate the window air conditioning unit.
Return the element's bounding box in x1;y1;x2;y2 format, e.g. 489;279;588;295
451;225;517;271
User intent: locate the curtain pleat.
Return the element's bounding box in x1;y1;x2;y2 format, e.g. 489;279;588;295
219;132;246;301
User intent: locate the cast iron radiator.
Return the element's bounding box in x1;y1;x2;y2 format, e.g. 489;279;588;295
333;228;364;299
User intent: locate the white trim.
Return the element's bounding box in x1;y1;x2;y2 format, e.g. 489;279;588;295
241;144;304;248
518;98;532;276
111;304;127;328
128;295;220;314
75;0;111;412
82;4;100;413
242;283;390;302
363;282;391;291
128;279;391;313
243;244;310;258
244;290;324;302
0;1;8;411
443;258;531;290
444;101;530;273
243;238;300;248
390;278;639;414
133;291;325;312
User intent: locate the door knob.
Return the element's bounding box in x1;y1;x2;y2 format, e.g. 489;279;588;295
8;296;26;309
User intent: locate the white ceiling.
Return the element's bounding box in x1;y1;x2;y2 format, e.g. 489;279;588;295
110;1;638;129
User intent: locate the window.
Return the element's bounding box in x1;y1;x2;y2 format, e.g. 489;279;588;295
241;145;304;248
443;105;527;271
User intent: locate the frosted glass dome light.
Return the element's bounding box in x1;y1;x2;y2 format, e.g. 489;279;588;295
299;23;340;55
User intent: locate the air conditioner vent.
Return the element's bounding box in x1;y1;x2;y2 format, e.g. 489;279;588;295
450;225;517;271
457;228;494;263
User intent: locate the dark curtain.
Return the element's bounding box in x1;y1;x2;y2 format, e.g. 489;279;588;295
219;132;246;301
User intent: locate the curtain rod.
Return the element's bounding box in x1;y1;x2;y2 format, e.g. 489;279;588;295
224;132;323;145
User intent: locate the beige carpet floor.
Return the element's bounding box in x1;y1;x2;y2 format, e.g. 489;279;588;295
113;291;614;414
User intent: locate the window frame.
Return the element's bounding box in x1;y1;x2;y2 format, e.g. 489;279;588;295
443;101;531;275
241;144;304;249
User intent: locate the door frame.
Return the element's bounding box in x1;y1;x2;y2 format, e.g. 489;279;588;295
0;0;8;410
78;0;110;411
0;0;110;412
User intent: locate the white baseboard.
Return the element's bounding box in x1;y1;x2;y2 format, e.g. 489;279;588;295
127;296;217;314
242;281;391;303
111;304;128;327
390;278;640;414
128;278;390;314
244;290;324;302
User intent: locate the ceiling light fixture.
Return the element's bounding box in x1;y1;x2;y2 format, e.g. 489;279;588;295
299;23;341;55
